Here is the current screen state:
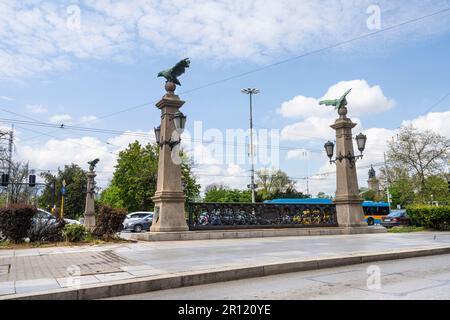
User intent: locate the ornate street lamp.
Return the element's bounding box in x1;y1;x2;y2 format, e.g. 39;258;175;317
173;111;187;133
154;126;161;146
324;133;367;167
355;133;367;155
154;112;186;150
324;141;335;161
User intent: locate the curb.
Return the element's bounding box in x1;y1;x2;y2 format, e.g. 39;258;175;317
3;246;450;300
125;226;387;242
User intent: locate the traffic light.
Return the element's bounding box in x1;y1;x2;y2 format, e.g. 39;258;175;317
1;173;9;187
29;174;36;187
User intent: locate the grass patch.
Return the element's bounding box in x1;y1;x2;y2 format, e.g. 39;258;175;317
387;226;426;233
0;237;133;250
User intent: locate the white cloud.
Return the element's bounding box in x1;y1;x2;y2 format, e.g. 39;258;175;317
278;80;394;119
279;80;391;142
401;111;450;137
1;96;14;101
1;1;449;78
26;104;48;114
48;114;72;124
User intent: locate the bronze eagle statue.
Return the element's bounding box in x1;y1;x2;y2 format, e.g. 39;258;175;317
319;88;352;110
88;158;100;172
157;58;190;86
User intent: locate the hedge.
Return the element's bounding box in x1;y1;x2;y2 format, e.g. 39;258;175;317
93;205;127;239
406;205;450;231
0;204;36;243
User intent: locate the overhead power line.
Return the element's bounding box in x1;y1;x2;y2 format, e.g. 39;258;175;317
13;7;450;143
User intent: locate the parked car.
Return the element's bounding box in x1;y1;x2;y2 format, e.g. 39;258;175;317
122;214;153;232
381;209;410;228
125;211;153;220
36;208;80;225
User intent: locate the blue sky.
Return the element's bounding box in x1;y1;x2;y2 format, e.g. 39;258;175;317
1;0;450;195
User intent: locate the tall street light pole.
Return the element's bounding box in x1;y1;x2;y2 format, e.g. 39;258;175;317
241;88;259;203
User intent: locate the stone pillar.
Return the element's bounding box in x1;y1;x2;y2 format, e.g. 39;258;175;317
150;82;188;232
331;107;367;227
368;177;380;192
84;171;96;231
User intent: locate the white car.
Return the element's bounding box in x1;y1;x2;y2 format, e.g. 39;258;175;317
125;211;154;220
36;208;81;225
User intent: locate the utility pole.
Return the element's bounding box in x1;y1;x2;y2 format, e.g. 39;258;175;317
384;152;392;208
6;127;13;206
241;88;260;203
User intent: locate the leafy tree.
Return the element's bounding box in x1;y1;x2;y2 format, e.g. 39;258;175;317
100;141;200;212
316;192;331;199
204;184;251;203
387;125;449;189
39;164;88;219
98;184;124;209
420;175;449;204
255;168;304;201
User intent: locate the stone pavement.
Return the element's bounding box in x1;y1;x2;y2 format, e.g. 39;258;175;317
1;231;450;299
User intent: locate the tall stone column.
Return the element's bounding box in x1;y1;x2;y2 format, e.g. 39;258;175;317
84;171;96;231
331;107;367;227
150;82;188;232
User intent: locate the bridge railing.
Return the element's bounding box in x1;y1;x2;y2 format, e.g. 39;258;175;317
187;202;338;230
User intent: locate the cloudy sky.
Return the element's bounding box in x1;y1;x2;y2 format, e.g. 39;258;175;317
1;0;450;196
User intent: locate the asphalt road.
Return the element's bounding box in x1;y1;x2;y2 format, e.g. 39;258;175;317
108;254;450;300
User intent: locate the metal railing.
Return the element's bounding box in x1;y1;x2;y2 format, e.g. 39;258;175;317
188;202;338;230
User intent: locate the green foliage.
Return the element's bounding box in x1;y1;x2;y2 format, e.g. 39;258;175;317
361;189;385;202
204;185;251;203
0;204;36;243
93;205;127;239
387;226;426;233
98;184;125;209
255;168;307;201
406;205;450;231
63;224;86;242
419;175;449;203
39;164;88;220
101;141;200;212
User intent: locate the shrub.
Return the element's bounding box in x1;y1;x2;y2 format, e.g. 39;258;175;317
0;204;36;243
63;224;86;242
92;205;127;239
28;217;66;243
407;205;450;231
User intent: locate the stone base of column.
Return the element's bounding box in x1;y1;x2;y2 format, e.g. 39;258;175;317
334;198;368;228
84;213;96;232
150;191;188;232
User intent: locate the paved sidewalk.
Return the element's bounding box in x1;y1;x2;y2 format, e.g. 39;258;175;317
1;232;450;299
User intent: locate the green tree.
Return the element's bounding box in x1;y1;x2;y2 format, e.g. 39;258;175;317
98;184;124;209
100;141;200;212
39;164;88;219
255;168;304;201
204;184;251;203
421;175;450;204
387;125;449;190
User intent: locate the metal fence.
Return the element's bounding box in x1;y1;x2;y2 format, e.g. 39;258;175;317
188;202;338;230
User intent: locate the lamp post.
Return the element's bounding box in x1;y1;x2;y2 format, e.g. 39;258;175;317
321;91;370;228
241;88;259;203
151;81;189;232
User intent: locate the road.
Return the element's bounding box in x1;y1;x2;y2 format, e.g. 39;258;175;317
108;254;450;300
